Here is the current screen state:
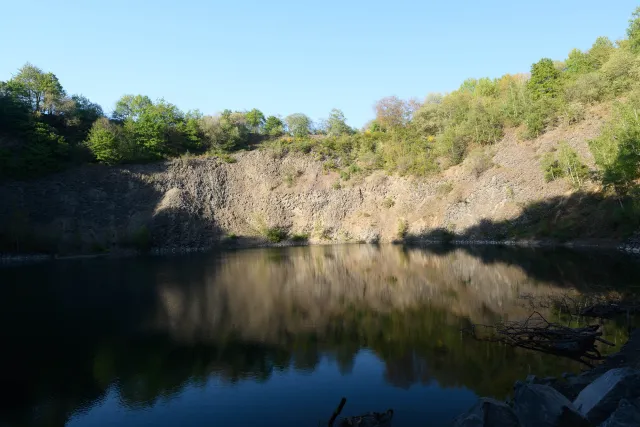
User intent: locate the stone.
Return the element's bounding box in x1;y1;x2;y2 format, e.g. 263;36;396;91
573;368;640;425
513;383;590;427
600;399;640;427
451;398;521;427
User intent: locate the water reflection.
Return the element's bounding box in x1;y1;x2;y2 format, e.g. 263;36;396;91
0;245;638;427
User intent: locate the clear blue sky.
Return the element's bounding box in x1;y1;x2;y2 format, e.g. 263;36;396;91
1;0;638;127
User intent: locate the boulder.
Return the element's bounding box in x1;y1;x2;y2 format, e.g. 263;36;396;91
600;399;640;427
573;368;640;425
451;398;521;427
513;383;590;427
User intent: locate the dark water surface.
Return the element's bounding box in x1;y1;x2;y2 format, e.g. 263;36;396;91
1;244;639;427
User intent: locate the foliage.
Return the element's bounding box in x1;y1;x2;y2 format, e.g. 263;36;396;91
541;142;589;188
200;112;248;153
374;96;419;130
265;227;288;243
627;7;640;53
589;96;640;194
396;218;409;239
325;108;353;136
528;58;563;100
245;108;266;133
382;197;395;208
284;113;312;137
264;115;285;136
291;233;310;242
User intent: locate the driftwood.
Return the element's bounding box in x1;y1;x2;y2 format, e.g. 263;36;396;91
326;397;394;427
462;311;614;367
519;291;640;320
339;410;394;427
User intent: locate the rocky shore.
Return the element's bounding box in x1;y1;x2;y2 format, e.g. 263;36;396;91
452;329;640;426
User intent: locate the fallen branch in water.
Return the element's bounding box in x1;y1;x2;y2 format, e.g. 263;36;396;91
462;311;614;367
328;397;347;427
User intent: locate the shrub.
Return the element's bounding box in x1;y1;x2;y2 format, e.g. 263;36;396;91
291;233;309;242
397;219;409;239
541;142;589;188
564;72;607;104
265;227;288;243
382;197;395;208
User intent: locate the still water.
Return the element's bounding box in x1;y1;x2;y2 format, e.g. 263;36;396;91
1;244;639;427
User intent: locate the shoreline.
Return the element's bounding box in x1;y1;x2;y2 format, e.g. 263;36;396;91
2;237;639;266
452;328;640;426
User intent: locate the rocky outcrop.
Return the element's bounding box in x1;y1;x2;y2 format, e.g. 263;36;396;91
450;333;640;427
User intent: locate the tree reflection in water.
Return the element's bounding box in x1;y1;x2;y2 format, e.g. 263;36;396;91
0;245;637;427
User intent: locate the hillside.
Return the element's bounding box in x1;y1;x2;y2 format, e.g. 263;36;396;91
1;104;637;255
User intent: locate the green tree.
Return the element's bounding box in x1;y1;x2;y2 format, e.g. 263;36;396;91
245;109;266;133
325;108;352;136
264;115;285;137
528;58;562;100
589;37;615;68
565;49;595;75
284;113;312;137
627;7;640;53
85;118;130;164
589;97;640;194
112;94;153;122
9;63;65;114
199;113;249;152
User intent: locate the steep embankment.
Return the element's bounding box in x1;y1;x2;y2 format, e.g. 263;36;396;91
0;107;626;254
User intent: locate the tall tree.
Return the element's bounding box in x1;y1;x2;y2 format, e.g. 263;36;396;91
284;113;312;137
245;109;266;133
10;63;65;114
264;116;284;136
325;108;352;136
527;58;562;100
627;7;640;53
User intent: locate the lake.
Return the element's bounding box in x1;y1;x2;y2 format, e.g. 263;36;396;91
1;244;639;427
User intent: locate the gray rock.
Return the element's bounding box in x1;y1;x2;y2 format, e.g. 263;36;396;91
599;398;640;427
513;383;590;427
574;368;640;425
451;398;521;427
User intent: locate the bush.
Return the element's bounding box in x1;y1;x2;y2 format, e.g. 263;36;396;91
265;227;288;243
564;72;607;104
397;219;409;239
541;142;589;188
382;197;395;208
291;233;309;242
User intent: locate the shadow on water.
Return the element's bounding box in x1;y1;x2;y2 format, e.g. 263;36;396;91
0;244;639;426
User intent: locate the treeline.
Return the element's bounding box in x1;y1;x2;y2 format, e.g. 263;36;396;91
2;7;640;195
